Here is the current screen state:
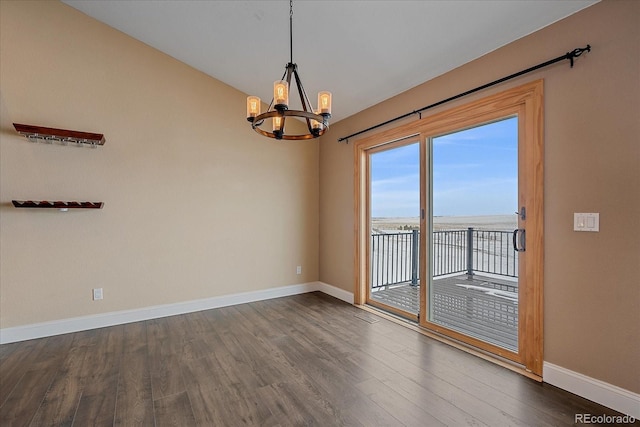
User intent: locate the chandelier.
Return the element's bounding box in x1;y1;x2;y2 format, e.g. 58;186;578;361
246;0;331;140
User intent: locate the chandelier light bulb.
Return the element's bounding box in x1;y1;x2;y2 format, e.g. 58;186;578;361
311;109;323;133
272;115;283;132
272;115;285;139
274;80;289;110
318;91;332;115
246;96;261;121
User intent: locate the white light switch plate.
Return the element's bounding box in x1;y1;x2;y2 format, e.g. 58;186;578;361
574;213;599;232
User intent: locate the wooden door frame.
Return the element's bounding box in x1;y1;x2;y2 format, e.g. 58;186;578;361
354;80;544;377
354;134;422;321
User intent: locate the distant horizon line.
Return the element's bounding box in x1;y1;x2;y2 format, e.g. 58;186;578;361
372;214;516;219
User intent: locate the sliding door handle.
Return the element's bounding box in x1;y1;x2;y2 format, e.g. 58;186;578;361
512;228;526;252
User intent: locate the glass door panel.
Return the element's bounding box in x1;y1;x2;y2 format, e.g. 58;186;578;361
368;141;420;318
428;117;519;351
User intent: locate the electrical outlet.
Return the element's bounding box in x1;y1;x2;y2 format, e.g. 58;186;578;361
296;266;302;275
93;288;103;300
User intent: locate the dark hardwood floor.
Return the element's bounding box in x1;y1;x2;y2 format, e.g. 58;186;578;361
0;292;634;426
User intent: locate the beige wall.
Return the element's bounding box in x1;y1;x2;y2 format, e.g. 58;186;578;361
0;1;319;327
320;0;639;393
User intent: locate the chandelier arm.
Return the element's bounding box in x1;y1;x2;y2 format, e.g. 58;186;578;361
266;99;275;113
292;69;314;132
285;63;294;88
293;68;316;115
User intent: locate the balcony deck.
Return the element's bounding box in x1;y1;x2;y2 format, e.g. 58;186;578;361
370;274;518;351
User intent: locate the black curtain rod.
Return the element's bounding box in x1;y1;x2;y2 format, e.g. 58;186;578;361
338;45;591;143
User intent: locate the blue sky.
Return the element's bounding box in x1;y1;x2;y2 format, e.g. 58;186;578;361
370;117;518;217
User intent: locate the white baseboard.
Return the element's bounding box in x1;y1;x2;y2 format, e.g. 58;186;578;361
0;281;356;345
543;362;640;418
317;281;354;304
0;281;320;344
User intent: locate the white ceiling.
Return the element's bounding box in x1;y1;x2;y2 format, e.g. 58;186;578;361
62;0;598;123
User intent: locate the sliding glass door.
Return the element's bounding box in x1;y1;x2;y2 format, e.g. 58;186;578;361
367;139;421;320
356;82;543;376
428;117;520;353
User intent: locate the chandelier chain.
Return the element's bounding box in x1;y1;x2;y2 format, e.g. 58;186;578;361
289;0;294;64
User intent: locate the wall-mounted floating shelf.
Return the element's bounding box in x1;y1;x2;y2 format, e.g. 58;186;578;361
13;123;105;147
12;200;104;211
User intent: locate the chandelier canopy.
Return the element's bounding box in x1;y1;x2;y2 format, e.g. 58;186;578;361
246;0;331;140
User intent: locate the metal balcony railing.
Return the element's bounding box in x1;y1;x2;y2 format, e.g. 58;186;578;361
371;228;518;289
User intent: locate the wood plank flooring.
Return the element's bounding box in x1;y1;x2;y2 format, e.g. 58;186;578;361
0;292;634;426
